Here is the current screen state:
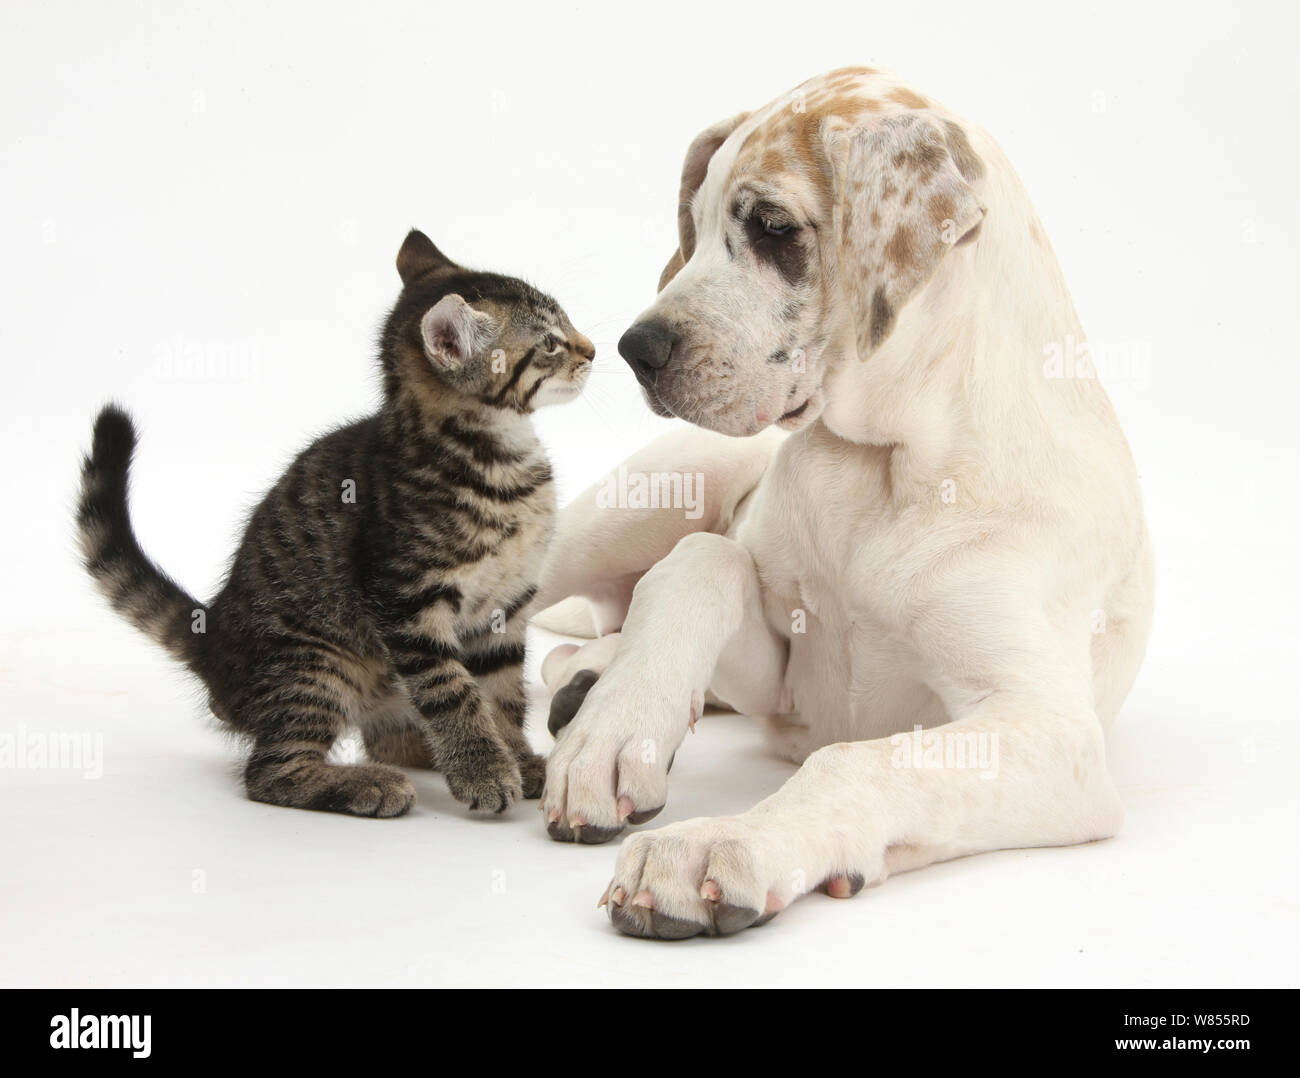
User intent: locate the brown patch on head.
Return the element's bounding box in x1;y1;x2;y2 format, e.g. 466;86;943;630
739;83;879;206
823;65;878;85
889;87;929;110
760;146;788;176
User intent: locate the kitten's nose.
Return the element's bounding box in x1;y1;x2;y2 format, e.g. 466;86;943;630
618;320;678;383
571;332;595;361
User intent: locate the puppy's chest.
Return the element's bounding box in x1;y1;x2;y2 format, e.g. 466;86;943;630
748;434;904;632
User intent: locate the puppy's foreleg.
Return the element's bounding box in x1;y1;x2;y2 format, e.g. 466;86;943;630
542;532;787;843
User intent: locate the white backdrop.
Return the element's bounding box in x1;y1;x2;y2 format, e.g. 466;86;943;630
2;0;1298;987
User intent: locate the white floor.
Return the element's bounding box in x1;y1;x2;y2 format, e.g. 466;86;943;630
1;617;1295;989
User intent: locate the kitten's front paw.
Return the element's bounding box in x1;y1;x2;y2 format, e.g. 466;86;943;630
516;751;547;800
445;752;523;814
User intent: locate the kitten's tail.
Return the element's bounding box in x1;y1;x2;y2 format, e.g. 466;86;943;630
77;405;207;666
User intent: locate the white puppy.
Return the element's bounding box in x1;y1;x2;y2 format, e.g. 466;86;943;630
535;67;1154;939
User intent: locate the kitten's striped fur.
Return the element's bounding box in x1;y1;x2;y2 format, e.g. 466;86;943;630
77;230;592;817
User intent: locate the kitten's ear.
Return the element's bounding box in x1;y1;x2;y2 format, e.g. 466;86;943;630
397;229;456;285
420;294;499;372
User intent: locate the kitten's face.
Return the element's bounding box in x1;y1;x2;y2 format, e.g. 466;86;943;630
449;290;594;412
388;230;593;413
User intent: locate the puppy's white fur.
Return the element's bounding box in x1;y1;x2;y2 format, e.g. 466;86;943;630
536;68;1154;938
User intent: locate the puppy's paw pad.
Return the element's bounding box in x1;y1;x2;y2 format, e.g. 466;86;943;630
547;668;599;736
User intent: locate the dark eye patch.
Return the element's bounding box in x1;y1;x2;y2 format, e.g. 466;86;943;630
744;204;808;286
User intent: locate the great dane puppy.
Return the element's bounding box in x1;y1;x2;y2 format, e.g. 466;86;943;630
534;67;1154;939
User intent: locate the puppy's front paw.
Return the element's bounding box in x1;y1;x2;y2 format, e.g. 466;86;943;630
541;678;694;844
599;816;854;940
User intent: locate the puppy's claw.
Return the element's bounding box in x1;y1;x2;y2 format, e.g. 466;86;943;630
822;873;866;899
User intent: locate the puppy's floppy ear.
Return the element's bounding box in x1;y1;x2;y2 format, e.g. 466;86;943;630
420;294;499;372
397;229;456;286
657;111;751;292
826;113;986;358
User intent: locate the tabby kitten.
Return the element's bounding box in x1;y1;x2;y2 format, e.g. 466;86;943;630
77;229;593;817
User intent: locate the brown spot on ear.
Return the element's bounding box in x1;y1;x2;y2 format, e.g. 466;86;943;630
942;120;986;182
885;224;916;270
892;129;947;180
868;286;894;349
928;193;957;230
889;88;929;109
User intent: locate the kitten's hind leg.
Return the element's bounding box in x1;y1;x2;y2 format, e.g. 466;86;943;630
360;693;437;769
240;647;416;818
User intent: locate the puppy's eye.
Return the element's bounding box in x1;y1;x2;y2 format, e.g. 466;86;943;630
541;333;564;355
761;218;794;237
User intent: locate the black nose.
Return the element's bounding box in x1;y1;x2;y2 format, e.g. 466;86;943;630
618;320;678;382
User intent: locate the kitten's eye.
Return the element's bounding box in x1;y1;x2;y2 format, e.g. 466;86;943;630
761;218;794;237
541;333;564;356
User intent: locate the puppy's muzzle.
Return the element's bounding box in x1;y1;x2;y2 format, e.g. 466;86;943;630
618;320;678;385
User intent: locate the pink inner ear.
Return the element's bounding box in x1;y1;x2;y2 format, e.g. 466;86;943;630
431;326;460;362
421;297;469;370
